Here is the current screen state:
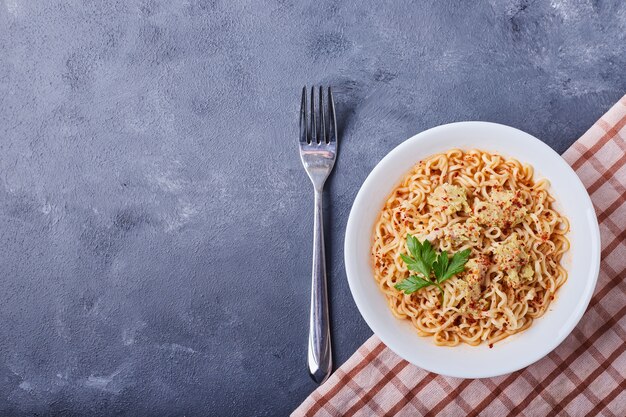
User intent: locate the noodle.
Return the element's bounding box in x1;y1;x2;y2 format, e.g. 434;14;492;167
371;149;570;346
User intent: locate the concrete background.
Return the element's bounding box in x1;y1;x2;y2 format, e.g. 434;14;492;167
0;0;624;415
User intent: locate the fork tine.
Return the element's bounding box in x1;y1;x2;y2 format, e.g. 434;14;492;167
319;86;326;143
300;86;308;143
310;86;318;144
328;87;337;143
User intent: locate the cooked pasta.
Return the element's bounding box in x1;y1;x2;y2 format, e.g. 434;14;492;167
371;149;570;346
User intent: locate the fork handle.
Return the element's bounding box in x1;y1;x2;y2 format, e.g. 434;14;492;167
307;188;332;384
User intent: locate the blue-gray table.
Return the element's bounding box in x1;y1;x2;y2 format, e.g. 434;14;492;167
0;1;625;415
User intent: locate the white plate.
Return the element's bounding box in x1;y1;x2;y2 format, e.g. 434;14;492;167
344;121;600;379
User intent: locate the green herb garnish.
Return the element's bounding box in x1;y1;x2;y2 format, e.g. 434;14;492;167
394;234;471;300
433;249;471;283
400;235;437;279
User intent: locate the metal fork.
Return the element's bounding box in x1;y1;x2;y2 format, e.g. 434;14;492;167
299;86;337;384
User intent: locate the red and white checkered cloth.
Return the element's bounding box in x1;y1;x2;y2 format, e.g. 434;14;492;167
293;95;626;417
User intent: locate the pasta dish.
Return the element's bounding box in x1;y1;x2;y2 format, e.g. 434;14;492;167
371;149;569;346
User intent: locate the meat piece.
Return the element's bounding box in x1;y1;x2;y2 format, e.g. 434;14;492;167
459;255;489;301
490;233;533;288
427;184;470;215
473;190;527;229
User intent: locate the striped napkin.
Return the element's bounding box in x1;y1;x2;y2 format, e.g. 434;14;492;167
293;95;626;417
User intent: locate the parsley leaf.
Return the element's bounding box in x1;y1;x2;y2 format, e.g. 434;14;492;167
394;275;433;294
432;250;449;282
400;253;420;272
407;234;420;260
436;249;471;283
404;235;437;278
395;235;472;298
417;239;437;277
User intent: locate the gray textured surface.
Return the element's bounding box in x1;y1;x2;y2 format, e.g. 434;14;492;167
0;0;625;415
